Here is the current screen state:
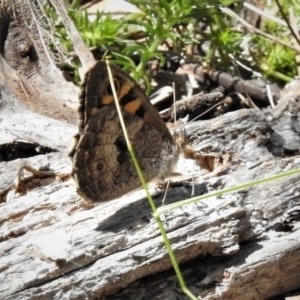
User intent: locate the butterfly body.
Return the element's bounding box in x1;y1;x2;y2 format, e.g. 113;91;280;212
71;62;178;202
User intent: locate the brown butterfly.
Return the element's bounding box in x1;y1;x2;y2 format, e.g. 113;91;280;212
71;62;179;202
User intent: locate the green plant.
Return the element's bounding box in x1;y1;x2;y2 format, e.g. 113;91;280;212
54;0;300;86
41;2;300;299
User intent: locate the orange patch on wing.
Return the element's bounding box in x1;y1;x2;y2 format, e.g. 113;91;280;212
118;83;133;100
124;99;141;114
102;95;114;105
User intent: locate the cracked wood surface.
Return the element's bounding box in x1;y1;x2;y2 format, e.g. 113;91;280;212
1;1;300;300
1;100;300;299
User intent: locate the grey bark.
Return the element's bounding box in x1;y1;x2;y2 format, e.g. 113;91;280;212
2;90;300;299
1;1;300;300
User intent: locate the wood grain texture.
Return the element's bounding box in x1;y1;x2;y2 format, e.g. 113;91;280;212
1;102;300;299
1;1;300;299
0;0;78;124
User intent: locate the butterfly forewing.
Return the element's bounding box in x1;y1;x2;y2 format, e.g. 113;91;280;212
72;61;178;202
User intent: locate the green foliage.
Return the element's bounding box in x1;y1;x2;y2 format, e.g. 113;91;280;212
70;10;124;49
255;34;296;81
53;0;299;85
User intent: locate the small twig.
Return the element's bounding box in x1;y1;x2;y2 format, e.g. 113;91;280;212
274;0;300;47
189;99;227;122
266;84;275;108
229;54;259;110
172;82;176;123
34;1;72;66
220;6;300;54
287;8;300;76
26;1;58;71
48;0;95;75
162;180;170;207
1;164;69;201
191;175;195;197
243;2;286;27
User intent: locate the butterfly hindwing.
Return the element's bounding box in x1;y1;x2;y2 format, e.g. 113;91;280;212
72;61;178;202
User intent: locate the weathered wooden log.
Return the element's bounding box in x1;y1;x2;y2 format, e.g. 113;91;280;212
2;85;300;299
1;1;300;300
